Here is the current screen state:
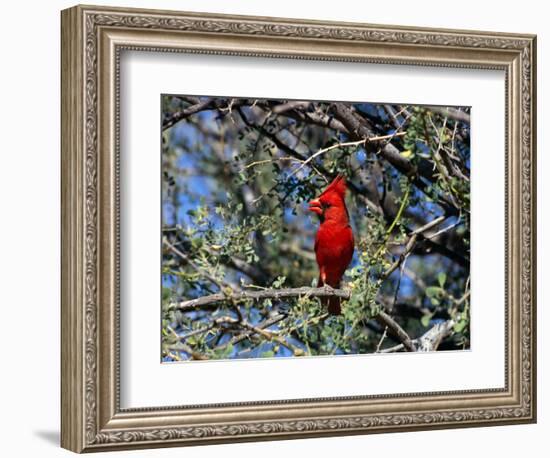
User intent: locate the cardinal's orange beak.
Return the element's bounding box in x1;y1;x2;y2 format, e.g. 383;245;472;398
308;198;323;216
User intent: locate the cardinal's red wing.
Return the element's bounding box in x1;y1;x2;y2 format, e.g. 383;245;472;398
314;225;354;287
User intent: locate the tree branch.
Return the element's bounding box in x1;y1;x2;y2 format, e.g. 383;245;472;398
237;106;384;215
331;102;460;216
163;98;214;130
171;286;351;312
331;102;417;176
380;319;456;353
163;238;238;290
171;286;419;354
375;311;416;351
215;313;288;350
381;215;446;281
288;133;405;180
428;106;470;124
181;315;305;356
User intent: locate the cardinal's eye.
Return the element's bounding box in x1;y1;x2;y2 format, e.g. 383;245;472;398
322;202;331;209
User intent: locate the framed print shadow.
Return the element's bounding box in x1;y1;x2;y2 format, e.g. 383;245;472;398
61;4;537;453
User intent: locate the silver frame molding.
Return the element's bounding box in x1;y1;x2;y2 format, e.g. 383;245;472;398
61;4;537;453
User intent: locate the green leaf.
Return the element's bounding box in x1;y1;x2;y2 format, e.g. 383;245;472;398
272;276;286;288
421;313;433;328
437;272;447;287
454;320;467;333
425;286;441;298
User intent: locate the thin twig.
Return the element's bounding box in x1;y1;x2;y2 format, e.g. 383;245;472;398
163;238;237;291
372;185;410;261
288;133;406;179
215;313;288;350
166;325;209;360
375;326;388;353
242;156;300;170
381;215;446;281
423;219;461;240
166;351;182;362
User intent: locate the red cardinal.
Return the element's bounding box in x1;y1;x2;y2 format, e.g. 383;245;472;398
308;175;354;315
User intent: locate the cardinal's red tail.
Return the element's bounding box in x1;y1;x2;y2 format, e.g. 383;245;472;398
318;276;342;315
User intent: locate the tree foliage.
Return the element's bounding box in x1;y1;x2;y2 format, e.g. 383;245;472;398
161;95;471;361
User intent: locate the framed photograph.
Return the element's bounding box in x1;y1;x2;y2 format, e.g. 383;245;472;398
61;4;537;453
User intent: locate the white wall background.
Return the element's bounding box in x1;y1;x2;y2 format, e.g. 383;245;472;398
0;0;546;456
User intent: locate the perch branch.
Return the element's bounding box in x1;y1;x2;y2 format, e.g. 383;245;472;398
171;286;418;354
171;286;352;312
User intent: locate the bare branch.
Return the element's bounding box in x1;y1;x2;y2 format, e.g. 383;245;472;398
331;102;460;217
428;106;470;124
163;98;214;130
416;319;456;351
237;106;385;215
270;101;311;114
381;215;447;281
375;311;416;352
216;313;288;350
380;319;456;353
288;133;406;180
331;102;417;177
171;286;351;312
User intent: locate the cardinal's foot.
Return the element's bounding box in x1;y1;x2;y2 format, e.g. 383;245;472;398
323;284;335;294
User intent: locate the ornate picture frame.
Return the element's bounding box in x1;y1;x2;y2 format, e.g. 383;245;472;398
61;4;536;452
